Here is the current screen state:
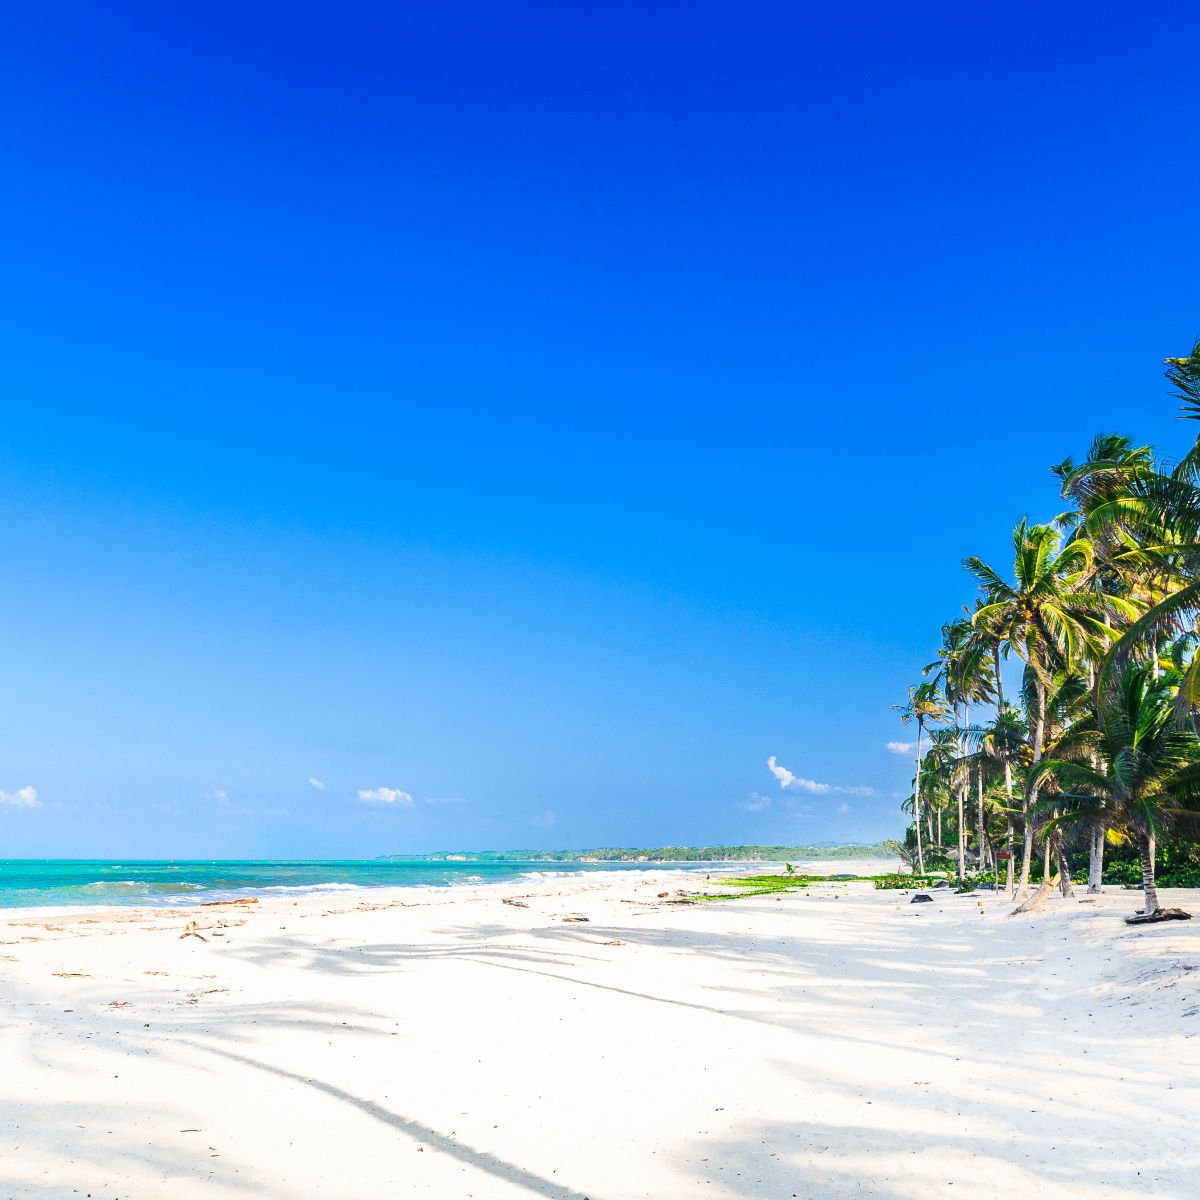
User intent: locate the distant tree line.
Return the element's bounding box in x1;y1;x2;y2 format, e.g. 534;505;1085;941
382;843;892;864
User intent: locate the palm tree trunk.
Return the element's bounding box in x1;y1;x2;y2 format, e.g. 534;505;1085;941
1086;724;1104;893
977;768;986;872
1005;814;1014;893
1018;805;1036;897
936;804;942;850
1057;835;1074;898
958;703;968;877
1139;829;1160;917
1017;676;1047;900
913;724;925;875
1003;761;1014;891
1087;826;1104;894
956;785;965;877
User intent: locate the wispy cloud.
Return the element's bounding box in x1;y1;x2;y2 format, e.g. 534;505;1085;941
308;777;327;791
738;793;771;812
207;788;289;819
766;757;875;797
0;786;39;809
886;741;916;755
530;810;556;828
357;786;414;806
836;802;850;814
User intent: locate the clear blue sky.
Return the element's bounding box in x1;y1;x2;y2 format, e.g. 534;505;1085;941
0;2;1197;856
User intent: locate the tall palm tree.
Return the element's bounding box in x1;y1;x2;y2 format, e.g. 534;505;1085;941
1083;344;1200;714
965;521;1125;897
1027;663;1092;896
925;619;996;877
894;681;949;874
1035;663;1200;919
1054;432;1162;889
924;727;962;857
981;704;1029;893
1053;433;1156;553
1093;361;1200;713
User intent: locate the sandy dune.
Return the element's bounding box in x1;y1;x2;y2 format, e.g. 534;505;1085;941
1;872;1197;1198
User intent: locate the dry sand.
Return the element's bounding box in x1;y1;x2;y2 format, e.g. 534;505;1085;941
1;870;1197;1199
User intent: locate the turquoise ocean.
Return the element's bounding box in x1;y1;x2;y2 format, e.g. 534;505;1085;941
0;858;713;910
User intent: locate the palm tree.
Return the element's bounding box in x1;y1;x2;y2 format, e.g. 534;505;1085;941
1055;432;1161;889
1084;343;1200;714
965;521;1120;897
924;727;962;858
1027;663;1092;897
926;619;996;877
1095;374;1200;713
894;681;949;874
1053;433;1156;554
1034;663;1200;919
981;704;1029;893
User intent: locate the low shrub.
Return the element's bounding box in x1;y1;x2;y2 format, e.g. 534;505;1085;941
873;873;945;890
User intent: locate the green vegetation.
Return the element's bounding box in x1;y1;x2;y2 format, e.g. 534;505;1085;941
873;873;944;891
1101;841;1200;889
381;843;892;864
697;873;820;900
895;337;1200;922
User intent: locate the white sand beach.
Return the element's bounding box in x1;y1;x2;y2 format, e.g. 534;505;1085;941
1;871;1197;1199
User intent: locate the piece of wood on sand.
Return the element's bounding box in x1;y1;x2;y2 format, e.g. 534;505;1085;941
1125;907;1192;925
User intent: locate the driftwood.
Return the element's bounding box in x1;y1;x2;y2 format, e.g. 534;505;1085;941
1125;908;1192;925
561;915;590;923
501;898;530;908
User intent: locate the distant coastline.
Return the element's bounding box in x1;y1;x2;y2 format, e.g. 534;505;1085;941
378;843;892;864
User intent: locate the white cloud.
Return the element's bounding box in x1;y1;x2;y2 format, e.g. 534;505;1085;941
0;786;39;809
357;787;414;806
207;788;230;807
738;793;772;812
308;777;327;791
886;741;916;755
767;755;800;789
530;809;556;828
836;802;850;814
766;757;875;798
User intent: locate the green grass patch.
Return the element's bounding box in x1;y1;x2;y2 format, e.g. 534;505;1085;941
872;873;946;890
693;874;817;900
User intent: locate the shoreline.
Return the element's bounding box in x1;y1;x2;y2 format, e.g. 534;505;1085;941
0;856;902;918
